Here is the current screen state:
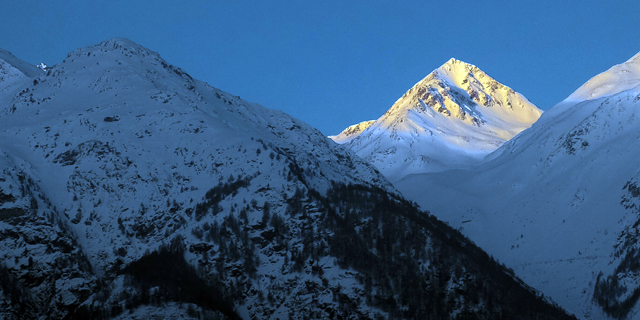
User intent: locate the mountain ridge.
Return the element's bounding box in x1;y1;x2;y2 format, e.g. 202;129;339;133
0;48;43;93
396;50;640;320
331;58;541;181
0;38;575;319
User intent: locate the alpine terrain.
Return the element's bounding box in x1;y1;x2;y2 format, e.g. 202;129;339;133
331;58;542;182
0;39;575;319
397;52;640;319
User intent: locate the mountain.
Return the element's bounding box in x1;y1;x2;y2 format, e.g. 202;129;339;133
396;52;640;319
0;48;43;92
0;150;98;319
330;120;375;144
565;52;640;102
330;58;542;182
0;39;575;319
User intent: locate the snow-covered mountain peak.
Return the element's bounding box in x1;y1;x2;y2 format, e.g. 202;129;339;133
0;40;580;320
61;38;173;75
0;48;43;92
566;51;640;103
66;38;156;60
380;57;541;133
329;120;375;143
3;38;206;117
0;48;42;78
435;57;481;82
332;58;541;181
101;37;145;48
438;57;466;71
61;38;186;75
0;38;393;270
395;52;640;319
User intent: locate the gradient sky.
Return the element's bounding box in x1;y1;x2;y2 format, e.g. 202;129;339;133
2;1;639;135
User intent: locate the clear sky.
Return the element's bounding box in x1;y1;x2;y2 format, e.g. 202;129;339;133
2;1;639;135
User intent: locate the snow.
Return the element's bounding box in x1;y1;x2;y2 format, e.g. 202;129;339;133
0;36;599;319
0;38;396;319
331;58;541;182
567;51;640;102
545;50;640;122
396;52;640;319
0;48;43;93
329;120;375;143
0;48;43;78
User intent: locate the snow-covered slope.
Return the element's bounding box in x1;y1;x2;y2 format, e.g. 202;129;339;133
0;39;575;319
329;120;375;144
0;48;43;93
0;38;389;318
397;51;640;319
1;38;386;265
0;149;97;319
331;58;541;181
568;52;640;102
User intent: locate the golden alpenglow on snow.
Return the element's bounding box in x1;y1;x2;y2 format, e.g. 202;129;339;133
331;58;541;182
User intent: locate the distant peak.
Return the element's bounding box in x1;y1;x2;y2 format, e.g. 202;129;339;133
566;51;640;102
98;38;145;50
0;48;43;78
64;37;159;63
441;57;473;68
435;58;482;80
329;120;375;144
440;58;458;69
344;120;375;134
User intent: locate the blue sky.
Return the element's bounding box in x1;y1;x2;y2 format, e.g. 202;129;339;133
2;1;639;134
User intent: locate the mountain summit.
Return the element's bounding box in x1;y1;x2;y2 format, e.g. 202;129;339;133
567;51;640;102
330;58;541;181
0;39;574;319
397;51;640;319
0;48;43;92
